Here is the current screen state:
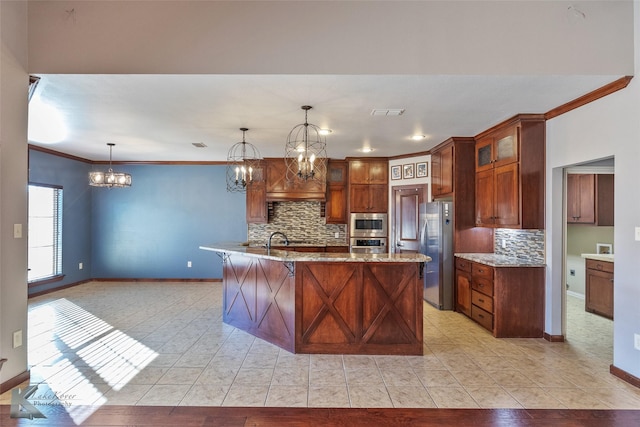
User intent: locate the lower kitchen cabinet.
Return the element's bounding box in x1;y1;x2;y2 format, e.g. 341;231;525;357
585;258;614;319
455;257;545;338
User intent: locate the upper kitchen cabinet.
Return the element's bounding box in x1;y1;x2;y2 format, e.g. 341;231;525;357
326;160;348;224
474;115;545;229
429;137;493;253
431;143;453;197
246;161;268;224
567;173;614;226
265;158;326;201
349;160;388;184
349;159;388;213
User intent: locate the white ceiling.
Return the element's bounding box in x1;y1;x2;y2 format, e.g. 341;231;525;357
28;73;621;162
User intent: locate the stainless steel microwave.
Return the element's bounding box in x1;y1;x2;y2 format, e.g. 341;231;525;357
349;213;388;238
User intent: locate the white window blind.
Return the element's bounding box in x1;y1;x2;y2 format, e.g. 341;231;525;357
28;184;63;282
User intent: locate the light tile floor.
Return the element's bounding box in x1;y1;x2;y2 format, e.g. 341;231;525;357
2;281;640;410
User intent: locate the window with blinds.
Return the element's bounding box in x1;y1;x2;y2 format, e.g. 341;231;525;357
28;184;63;282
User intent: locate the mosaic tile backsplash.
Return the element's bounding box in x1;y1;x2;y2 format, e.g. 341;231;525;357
247;201;347;245
494;228;545;263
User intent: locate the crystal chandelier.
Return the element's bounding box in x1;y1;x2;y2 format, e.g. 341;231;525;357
285;105;327;181
88;143;132;188
226;128;261;192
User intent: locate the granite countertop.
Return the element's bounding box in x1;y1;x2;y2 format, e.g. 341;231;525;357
455;253;546;267
581;253;614;262
201;243;430;263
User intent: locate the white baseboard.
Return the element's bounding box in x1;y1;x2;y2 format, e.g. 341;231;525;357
567;290;585;300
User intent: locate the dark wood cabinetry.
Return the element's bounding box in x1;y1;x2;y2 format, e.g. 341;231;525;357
585;258;614;319
455;258;472;316
431;144;453;197
429;137;493;253
474;115;545;229
454;257;544;338
349;159;388;213
326;160;348;223
246;161;267;224
567;174;614;226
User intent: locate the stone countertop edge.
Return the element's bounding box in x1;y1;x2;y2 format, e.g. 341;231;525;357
200;243;431;263
581;253;614;262
455;252;546;268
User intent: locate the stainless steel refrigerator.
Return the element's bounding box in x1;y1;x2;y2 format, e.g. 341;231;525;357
420;200;454;310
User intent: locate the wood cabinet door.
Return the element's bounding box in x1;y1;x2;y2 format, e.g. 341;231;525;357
326;185;347;223
586;268;614;319
492;125;519;168
475;169;494;226
349;161;369;184
567;174;595;223
431;151;442;197
596;174;614;226
455;269;472;316
368;161;388;184
439;145;454;195
349;184;370;212
475;136;494;172
368;184;388;213
493;163;520;227
327;160;348;185
246;183;267;223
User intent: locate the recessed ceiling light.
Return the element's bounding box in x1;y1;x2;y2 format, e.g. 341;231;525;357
411;134;426;141
360;147;373;153
319;128;332;136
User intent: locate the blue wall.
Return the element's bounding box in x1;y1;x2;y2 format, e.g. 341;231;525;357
91;164;246;279
29;149;246;292
28;149;93;294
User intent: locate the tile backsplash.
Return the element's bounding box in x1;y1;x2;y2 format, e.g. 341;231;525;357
248;201;347;245
494;228;545;263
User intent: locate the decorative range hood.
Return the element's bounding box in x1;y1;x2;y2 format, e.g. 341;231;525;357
264;158;326;202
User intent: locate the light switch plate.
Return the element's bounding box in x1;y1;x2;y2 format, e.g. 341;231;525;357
635;227;640;241
13;224;22;239
635;334;640;351
13;330;22;348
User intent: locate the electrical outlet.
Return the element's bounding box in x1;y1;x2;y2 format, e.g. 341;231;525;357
187;261;192;268
334;232;340;238
570;269;575;276
635;334;640;351
79;262;83;270
501;239;506;249
13;330;22;348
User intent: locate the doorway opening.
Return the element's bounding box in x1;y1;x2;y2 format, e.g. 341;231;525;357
563;158;614;361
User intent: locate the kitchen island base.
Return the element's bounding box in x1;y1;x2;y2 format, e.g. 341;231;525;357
218;249;425;355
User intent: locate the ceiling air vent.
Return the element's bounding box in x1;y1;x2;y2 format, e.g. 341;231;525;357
192;142;207;148
370;108;405;116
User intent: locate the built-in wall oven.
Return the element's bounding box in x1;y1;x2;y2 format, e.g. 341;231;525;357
349;213;388;253
349;237;387;254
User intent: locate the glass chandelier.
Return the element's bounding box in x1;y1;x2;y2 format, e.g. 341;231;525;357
285;105;327;181
226;128;261;193
88;143;132;188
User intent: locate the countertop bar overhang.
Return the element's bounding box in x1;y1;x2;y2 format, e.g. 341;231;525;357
201;243;431;355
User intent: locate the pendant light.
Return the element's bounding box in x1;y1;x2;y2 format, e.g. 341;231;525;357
226;128;262;193
88;143;132;187
284;105;327;181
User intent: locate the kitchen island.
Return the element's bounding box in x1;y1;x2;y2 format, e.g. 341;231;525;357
200;243;430;355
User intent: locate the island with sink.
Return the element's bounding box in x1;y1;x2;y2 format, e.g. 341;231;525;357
200;242;430;355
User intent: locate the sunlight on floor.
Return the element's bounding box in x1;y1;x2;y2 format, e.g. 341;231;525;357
26;298;158;424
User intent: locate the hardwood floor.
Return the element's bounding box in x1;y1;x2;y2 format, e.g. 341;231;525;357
2;405;640;426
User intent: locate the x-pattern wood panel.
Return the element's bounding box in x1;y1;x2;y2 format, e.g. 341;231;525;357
224;256;255;322
301;264;357;344
255;258;293;337
362;264;417;344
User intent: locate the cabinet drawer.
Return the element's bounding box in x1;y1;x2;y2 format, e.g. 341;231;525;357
471;305;493;332
472;263;493;280
455;258;472;273
472;290;493;312
586;259;613;273
472;277;494;297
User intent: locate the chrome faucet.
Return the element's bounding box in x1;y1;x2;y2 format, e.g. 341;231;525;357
267;231;289;250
